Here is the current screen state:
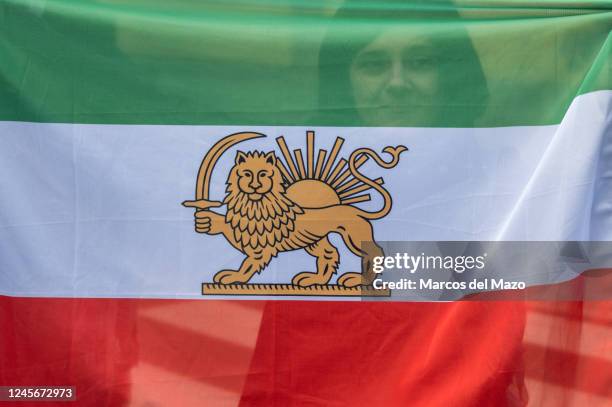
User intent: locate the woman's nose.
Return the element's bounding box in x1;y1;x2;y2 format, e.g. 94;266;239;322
389;60;406;87
386;60;410;96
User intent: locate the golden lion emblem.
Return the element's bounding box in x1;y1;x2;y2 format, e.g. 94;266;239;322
183;131;406;288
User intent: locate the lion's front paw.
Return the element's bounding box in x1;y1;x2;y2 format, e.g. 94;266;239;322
213;270;252;285
337;272;372;288
292;272;331;287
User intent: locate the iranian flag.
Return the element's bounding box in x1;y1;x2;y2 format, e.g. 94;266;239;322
1;0;611;406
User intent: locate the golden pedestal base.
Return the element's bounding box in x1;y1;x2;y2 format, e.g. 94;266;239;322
202;283;390;297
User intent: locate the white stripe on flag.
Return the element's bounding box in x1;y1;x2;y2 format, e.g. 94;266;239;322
0;91;610;298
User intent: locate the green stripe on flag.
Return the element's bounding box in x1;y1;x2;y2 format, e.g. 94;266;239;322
1;0;610;126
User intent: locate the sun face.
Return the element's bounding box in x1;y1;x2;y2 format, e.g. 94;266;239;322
274;131;384;209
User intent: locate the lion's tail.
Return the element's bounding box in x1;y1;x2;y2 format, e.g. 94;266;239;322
348;145;408;220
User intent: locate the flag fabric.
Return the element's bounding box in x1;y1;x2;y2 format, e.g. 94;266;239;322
1;0;611;406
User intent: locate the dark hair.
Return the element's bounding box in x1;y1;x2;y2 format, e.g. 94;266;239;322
317;0;489;126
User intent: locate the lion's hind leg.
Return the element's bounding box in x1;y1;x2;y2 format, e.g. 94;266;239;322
292;237;339;287
335;218;384;288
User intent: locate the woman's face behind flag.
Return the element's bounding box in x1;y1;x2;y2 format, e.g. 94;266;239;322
316;1;489;127
349;27;442;126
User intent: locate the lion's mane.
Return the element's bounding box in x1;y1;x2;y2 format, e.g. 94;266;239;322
224;152;304;250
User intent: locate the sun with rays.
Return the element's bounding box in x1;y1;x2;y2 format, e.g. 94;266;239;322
273;131;385;209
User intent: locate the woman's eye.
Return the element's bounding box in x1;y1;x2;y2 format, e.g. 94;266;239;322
355;52;390;75
406;56;435;70
359;60;388;75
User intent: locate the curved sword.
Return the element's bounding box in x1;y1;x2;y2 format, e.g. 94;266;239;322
182;131;266;210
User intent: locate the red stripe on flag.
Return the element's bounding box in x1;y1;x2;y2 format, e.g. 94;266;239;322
1;271;610;406
524;342;612;398
0;297;264;406
239;301;527;406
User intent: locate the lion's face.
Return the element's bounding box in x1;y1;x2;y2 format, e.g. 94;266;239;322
230;151;280;201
